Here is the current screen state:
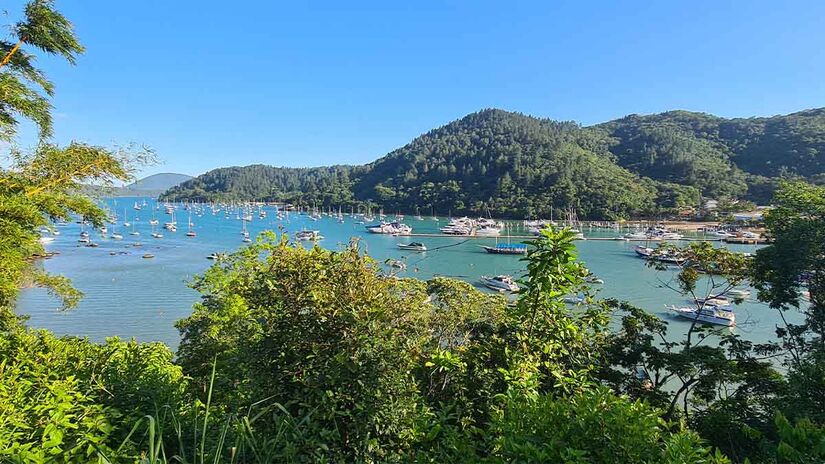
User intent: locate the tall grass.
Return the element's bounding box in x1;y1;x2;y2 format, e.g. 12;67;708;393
97;360;310;463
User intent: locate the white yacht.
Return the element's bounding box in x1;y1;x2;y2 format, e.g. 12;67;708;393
480;275;519;292
667;305;735;327
366;222;412;235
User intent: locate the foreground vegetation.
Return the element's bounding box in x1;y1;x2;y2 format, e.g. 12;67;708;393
2;2;825;461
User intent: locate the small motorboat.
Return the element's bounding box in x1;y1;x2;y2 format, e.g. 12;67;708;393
142;253;155;259
384;259;407;271
397;242;427;252
480;275;519;292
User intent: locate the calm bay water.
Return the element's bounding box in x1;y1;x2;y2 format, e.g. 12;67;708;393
16;197;801;349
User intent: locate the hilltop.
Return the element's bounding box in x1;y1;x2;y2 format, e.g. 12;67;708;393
161;108;825;219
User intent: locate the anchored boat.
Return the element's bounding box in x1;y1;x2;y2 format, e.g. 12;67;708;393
480;275;519;292
397;242;427;252
481;243;527;255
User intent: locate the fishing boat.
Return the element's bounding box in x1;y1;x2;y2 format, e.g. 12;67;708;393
295;230;323;241
480;243;528;255
666;305;736;327
397;242;427;252
480;275;519;292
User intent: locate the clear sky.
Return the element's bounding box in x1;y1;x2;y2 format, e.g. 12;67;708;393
17;0;825;177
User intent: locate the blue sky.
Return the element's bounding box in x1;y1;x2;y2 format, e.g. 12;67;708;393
15;0;825;177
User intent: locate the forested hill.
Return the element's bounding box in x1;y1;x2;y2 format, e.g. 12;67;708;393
161;108;825;219
598;108;825;200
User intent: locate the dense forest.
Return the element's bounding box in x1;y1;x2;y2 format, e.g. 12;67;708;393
162;108;825;219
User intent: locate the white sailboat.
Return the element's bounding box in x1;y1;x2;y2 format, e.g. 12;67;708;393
186;212;196;237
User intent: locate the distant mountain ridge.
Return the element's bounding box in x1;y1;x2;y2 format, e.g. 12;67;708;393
128;173;193;192
161;108;825;219
90;172;193;197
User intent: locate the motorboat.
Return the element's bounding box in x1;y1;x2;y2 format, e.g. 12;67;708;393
397;242;427;252
634;245;685;264
366;222;412;235
480;275;519;292
384;259;407;271
667;305;735;327
295;230;323;241
475;226;501;237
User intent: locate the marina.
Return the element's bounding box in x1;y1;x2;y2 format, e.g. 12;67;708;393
17;197;795;349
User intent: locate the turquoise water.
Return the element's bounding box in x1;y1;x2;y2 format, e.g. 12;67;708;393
16;197;801;349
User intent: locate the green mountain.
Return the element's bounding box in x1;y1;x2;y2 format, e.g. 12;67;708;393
161;108;825;219
598;108;825;200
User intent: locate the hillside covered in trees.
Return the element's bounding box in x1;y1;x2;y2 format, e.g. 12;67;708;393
162;108;825;219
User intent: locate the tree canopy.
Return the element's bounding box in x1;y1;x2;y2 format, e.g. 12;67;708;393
163;107;825;218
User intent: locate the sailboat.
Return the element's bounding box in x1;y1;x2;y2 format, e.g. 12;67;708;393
241;218;251;242
130;219;140;236
123;208;131;227
151;223;163;239
110;222;123;240
186;212;196;237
